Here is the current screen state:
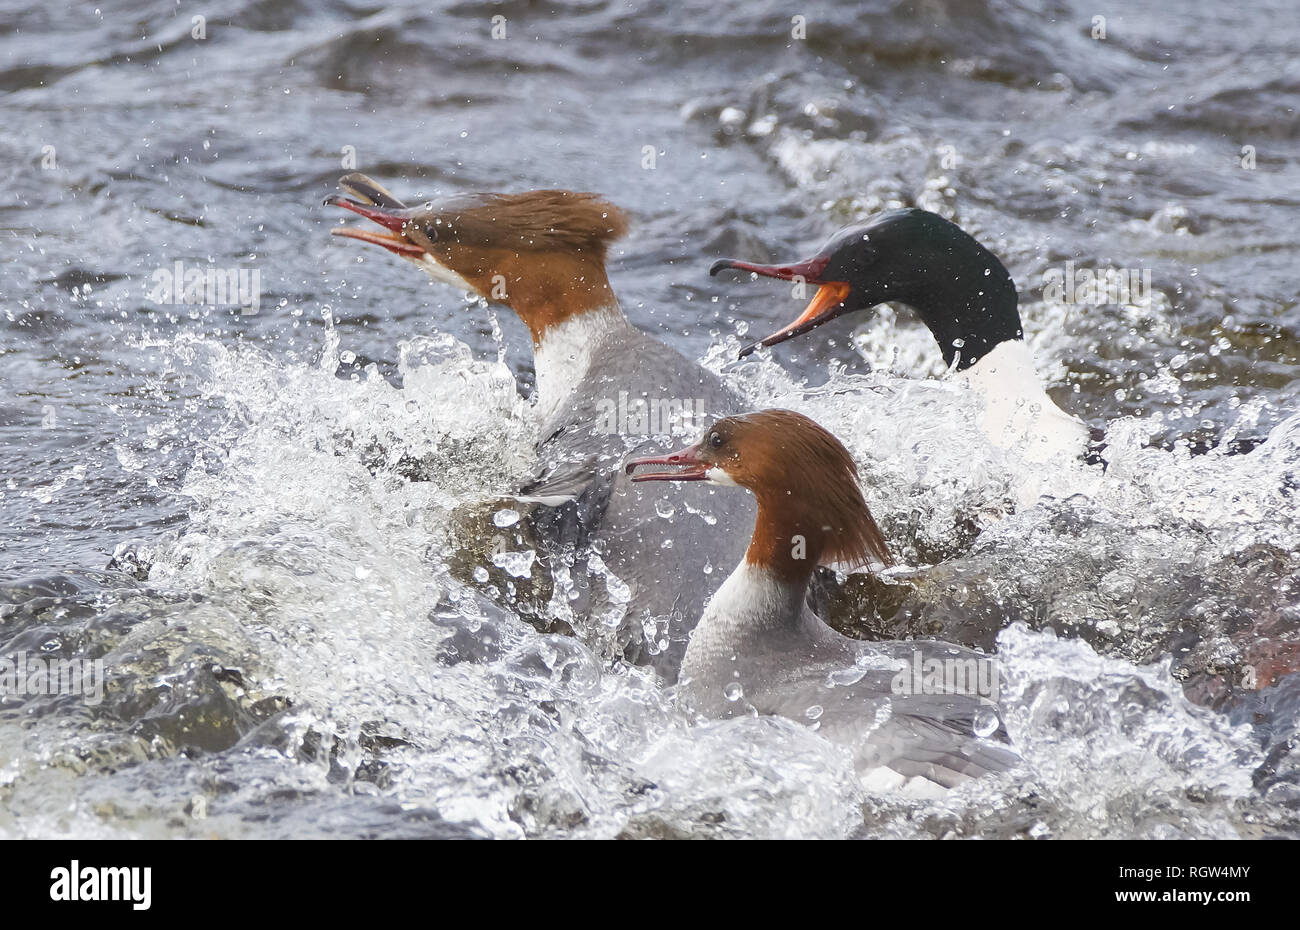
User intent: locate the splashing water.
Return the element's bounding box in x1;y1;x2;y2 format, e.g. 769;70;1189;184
3;325;1295;839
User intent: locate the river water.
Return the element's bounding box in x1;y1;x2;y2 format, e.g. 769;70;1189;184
1;0;1297;837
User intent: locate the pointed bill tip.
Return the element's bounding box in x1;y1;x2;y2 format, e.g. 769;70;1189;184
337;173;408;210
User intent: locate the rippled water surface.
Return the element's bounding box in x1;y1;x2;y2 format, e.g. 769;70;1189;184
1;0;1298;838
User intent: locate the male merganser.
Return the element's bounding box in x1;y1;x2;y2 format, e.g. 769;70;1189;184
711;209;1098;465
326;174;753;677
626;409;1017;793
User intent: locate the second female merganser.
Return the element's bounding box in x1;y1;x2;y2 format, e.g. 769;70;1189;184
626;409;1017;793
325;174;753;677
711;210;1098;465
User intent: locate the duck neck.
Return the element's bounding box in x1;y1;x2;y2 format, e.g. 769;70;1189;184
494;249;630;422
531;303;630;424
743;496;828;587
908;250;1023;372
504;252;625;346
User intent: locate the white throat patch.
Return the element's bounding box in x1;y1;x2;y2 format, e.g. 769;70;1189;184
705;466;739;487
410;252;476;292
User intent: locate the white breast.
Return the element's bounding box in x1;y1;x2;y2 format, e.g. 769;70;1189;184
532;305;628;425
680;562;806;701
958;339;1089;465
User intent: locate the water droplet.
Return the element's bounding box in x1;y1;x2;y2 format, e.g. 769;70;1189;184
804;704;823;720
493;509;520;527
723;682;744;702
492;549;536;578
973;708;999;738
1098;570;1134;601
604;572;631;604
472;566;490;583
827;667;866;687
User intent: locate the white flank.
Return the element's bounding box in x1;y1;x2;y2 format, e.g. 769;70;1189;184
858;766;951;799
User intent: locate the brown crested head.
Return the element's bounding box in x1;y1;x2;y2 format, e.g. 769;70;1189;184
626;408;892;579
327;174;628;343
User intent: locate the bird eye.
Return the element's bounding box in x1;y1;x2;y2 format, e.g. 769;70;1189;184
708;432;724;449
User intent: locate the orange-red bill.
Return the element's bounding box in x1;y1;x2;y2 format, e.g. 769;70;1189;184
329;225;426;257
325;194;426;257
738;280;852;358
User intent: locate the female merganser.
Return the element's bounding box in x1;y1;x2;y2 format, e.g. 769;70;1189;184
626;409;1017;793
325;174;754;677
711;210;1098;465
